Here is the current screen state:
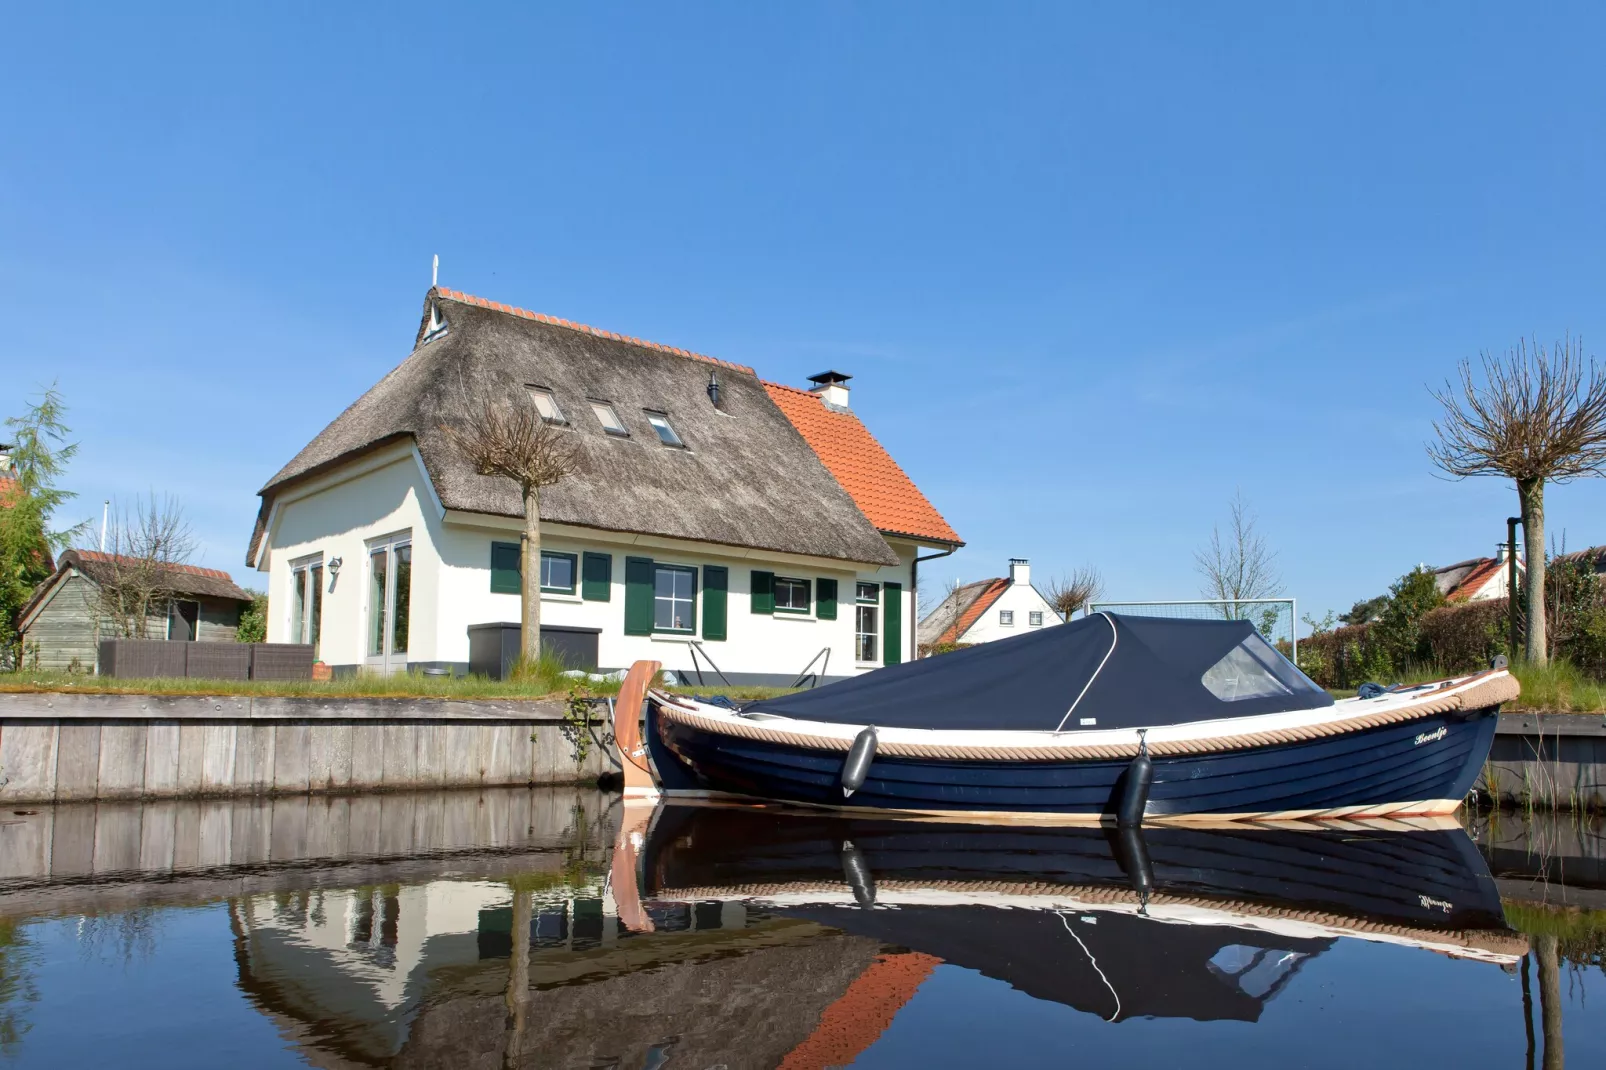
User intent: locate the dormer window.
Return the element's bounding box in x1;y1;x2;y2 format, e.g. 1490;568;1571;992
527;387;566;425
591;401;629;436
424;301;448;341
645;411;684;447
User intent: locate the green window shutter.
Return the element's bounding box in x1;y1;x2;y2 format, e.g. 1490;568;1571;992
490;542;521;594
816;578;838;620
750;570;775;615
883;581;903;665
702;566;729;641
624;557;654;636
582;552;612;601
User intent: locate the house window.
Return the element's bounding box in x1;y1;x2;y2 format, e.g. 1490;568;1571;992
591;401;629;436
856;582;880;662
527;387;566;425
645;411;684;447
540;551;577;594
774;576;811;614
292;556;324;658
999;610;1014;626
654;565;696;632
1029;610;1044;627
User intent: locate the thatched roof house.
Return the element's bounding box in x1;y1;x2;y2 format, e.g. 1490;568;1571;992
249;288;960;683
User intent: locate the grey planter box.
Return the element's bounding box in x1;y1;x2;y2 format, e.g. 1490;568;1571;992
99;639;187;679
249;643;315;681
468;623;602;680
185;643;252;680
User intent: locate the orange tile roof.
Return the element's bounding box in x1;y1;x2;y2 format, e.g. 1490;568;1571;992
434;288;755;373
764;381;962;546
934;576;1008;645
1446;558;1507;602
777;953;940;1070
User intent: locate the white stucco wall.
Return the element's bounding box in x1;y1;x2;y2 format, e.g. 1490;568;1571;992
960;581;1061;644
256;443;924;679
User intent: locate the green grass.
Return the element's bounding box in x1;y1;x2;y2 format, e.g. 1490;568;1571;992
1327;659;1606;714
1503;900;1606;962
0;650;609;700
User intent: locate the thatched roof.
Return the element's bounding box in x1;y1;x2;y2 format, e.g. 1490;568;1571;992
248;289;899;567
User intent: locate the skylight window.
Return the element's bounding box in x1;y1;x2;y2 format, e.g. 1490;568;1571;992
423;301;448;341
645;411;684;447
591;401;629;436
527;387;566;425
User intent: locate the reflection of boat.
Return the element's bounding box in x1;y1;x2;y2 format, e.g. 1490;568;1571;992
637;804;1524;1022
635;615;1518;819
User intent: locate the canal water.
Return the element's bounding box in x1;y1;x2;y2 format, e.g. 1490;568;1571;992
0;789;1601;1068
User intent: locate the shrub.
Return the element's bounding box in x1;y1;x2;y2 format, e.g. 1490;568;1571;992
1369;566;1445;675
1420;599;1507;675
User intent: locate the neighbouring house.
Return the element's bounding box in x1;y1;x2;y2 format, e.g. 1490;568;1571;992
1558;544;1606;578
917;558;1061;651
1431;548;1523;603
247;288;962;683
18;549;255;671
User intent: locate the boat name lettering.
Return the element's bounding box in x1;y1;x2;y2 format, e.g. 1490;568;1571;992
1414;727;1447;746
1418;895;1454;912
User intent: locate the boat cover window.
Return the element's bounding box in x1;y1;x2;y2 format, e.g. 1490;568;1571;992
741;613;1333;732
1201;633;1323;702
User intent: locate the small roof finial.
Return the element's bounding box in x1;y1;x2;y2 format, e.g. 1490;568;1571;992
432;254;439;288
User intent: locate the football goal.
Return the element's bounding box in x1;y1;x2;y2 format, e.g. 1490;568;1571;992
1086;599;1297;660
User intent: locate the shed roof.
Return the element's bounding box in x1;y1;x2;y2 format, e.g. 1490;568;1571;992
65;550;254;602
763;382;961;546
249;289;900;568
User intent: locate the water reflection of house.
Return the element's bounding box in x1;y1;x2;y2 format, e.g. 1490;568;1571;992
228;878;907;1070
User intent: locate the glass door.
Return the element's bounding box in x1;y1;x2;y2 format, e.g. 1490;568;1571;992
365;534;412;674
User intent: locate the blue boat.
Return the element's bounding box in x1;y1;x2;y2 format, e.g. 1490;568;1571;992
639;613;1518;821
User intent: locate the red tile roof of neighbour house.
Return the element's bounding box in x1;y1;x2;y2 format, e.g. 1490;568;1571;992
69;549;240;585
932;577;1009;646
1445;558;1508;602
432;289;756;374
763;381;963;546
777;953;940;1070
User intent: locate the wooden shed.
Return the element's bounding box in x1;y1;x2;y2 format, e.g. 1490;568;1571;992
17;549;255;672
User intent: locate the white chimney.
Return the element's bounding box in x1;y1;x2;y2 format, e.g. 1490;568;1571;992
807;370;852;410
1009;558;1030;587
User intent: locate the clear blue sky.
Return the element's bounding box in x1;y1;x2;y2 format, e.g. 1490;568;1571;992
5;3;1603;626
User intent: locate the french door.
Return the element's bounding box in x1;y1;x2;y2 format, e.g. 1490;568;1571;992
365;533;412;674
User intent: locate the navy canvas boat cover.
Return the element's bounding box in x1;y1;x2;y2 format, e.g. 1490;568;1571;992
744;613;1333;732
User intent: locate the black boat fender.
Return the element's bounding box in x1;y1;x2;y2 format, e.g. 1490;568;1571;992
1115;729;1153;828
1111;824;1155;911
842;726;878;797
840;839;877;907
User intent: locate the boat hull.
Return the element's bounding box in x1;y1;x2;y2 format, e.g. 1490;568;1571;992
648;701;1501;819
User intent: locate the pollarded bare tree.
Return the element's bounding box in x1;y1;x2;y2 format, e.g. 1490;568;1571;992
440;387;579;663
94;495;197;638
1044;565;1104;621
1428;336;1606;665
1195;491;1282;614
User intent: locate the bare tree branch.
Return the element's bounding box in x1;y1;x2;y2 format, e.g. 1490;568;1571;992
439;383;579;665
95;495;197;639
1426;335;1606;664
1195;491;1281;609
1044;566;1104;620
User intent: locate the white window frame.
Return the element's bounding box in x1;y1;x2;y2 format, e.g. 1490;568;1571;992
644;410;685;448
527;386;567;425
855;582;880;664
1029;610;1044;627
290;553;325;658
590;400;629;436
653;563;697;633
364;531;413;674
999;609;1014;626
774;576;812;615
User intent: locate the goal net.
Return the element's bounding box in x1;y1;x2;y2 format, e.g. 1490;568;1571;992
1086;599;1297;658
